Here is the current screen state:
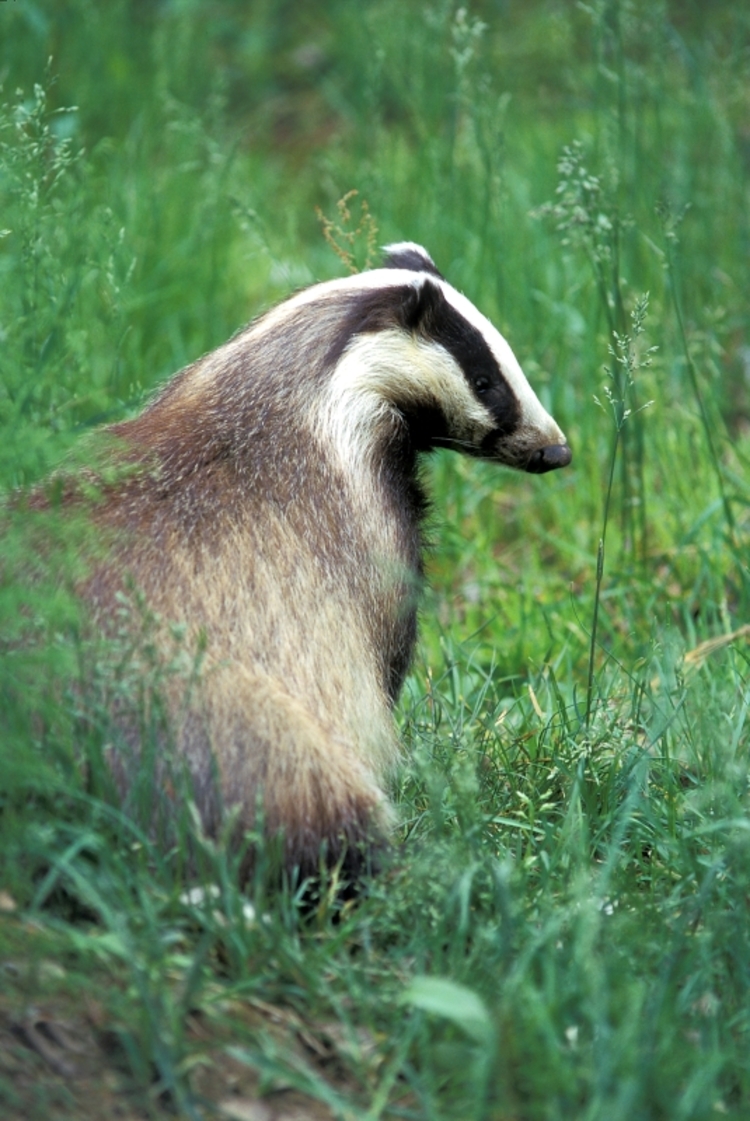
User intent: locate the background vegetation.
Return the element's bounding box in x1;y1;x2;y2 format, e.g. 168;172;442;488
1;1;750;1117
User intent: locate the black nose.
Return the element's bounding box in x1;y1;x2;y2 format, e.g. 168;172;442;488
525;444;573;474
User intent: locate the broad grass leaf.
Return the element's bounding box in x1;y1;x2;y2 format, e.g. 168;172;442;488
401;976;494;1045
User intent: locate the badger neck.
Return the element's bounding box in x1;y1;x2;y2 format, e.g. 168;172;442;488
314;333;434;528
310;355;426;706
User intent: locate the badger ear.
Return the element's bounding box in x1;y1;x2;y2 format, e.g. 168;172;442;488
382;242;444;279
397;276;446;333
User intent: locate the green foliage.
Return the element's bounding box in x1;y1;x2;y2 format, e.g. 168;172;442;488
2;1;750;1118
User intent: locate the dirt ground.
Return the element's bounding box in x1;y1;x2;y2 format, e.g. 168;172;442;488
0;913;359;1121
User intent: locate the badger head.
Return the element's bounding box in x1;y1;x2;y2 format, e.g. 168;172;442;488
320;242;571;476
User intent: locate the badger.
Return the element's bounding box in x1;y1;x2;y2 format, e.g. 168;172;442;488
79;242;571;882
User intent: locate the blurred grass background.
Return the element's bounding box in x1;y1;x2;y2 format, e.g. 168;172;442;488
1;2;750;1118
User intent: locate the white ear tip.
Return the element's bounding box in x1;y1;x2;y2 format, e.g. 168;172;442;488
381;242;440;274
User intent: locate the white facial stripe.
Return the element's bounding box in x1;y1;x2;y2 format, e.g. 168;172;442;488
237;270;425;349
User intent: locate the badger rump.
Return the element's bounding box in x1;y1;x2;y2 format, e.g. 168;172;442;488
74;243;571;886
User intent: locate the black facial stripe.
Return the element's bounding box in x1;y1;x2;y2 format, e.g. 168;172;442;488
425;297;520;437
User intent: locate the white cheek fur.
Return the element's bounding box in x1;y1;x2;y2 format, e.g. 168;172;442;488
315;330;496;473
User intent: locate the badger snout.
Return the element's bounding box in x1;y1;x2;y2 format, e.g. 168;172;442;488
525;443;573;474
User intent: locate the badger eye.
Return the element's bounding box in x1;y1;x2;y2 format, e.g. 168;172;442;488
474;376;491;395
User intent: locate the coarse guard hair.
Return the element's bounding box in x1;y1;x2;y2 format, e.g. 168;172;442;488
80;242;572;883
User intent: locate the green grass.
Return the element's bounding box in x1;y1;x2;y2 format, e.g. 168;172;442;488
2;1;750;1118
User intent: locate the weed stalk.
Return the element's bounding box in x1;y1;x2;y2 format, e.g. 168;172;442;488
660;204;737;545
586;295;654;725
539;141;648;560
